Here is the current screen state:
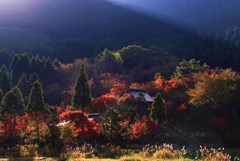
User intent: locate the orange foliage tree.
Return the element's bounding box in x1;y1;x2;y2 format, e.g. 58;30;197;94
59;110;100;139
188;69;240;109
154;76;191;117
92;82;126;113
131;117;157;139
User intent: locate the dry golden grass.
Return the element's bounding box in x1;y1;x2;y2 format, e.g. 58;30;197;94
0;157;192;161
0;157;58;161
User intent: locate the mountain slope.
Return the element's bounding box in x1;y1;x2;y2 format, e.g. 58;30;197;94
0;0;239;69
109;0;240;34
0;0;192;57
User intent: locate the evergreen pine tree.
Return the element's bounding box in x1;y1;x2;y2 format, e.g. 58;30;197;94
72;64;92;136
10;54;19;71
1;86;25;139
17;73;31;103
100;106;120;142
150;93;167;124
26;80;46;112
1;86;25;116
30;55;44;75
43;58;54;84
46;106;61;149
18;53;31;74
53;58;60;68
29;73;41;85
10;54;19;84
11;53;31;85
72;64;92;111
26;80;47;143
44;58;53;71
0;65;12;93
174;59;209;78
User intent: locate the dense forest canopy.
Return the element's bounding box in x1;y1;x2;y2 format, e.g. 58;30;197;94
0;1;240;160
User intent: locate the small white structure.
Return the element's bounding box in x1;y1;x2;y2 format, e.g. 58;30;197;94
128;89;154;103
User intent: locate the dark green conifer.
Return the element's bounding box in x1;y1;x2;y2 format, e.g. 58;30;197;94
100;106;120;142
72;64;92;112
10;54;19;71
11;53;31;85
17;73;30;103
1;86;25;139
19;53;30;73
44;58;54;84
150;93;167;124
30;55;43;74
174;59;209;78
26;80;46;143
52;58;60;68
72;64;92;136
26;80;46;113
0;65;12;93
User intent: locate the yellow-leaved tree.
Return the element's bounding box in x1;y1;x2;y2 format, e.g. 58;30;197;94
188;68;240;109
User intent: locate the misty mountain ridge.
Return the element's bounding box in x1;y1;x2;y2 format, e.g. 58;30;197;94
0;0;239;67
109;0;240;34
0;0;193;56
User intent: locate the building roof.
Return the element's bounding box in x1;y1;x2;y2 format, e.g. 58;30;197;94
87;113;99;119
128;89;154;103
87;113;100;122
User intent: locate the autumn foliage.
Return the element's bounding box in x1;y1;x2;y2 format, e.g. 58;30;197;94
132;117;157;139
59;110;101;139
1;113;49;141
0;109;101;142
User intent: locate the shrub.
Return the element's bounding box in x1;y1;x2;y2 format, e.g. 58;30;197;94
132;117;157;140
96;144;128;159
138;151;151;158
18;144;38;157
59;122;77;145
4;144;39;158
61;143;95;158
141;144;187;159
196;146;232;161
39;144;60;157
153;149;175;159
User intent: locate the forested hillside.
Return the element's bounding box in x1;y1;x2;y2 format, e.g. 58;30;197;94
0;1;240;160
0;0;240;69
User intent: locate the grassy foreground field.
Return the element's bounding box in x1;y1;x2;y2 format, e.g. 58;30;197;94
0;157;192;161
1;144;238;161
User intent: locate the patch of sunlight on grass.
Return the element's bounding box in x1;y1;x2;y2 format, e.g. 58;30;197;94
70;156;193;161
0;158;58;161
118;156;193;161
69;159;116;161
0;157;193;161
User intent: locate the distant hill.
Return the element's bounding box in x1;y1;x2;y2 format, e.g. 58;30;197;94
109;0;240;34
0;0;240;69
